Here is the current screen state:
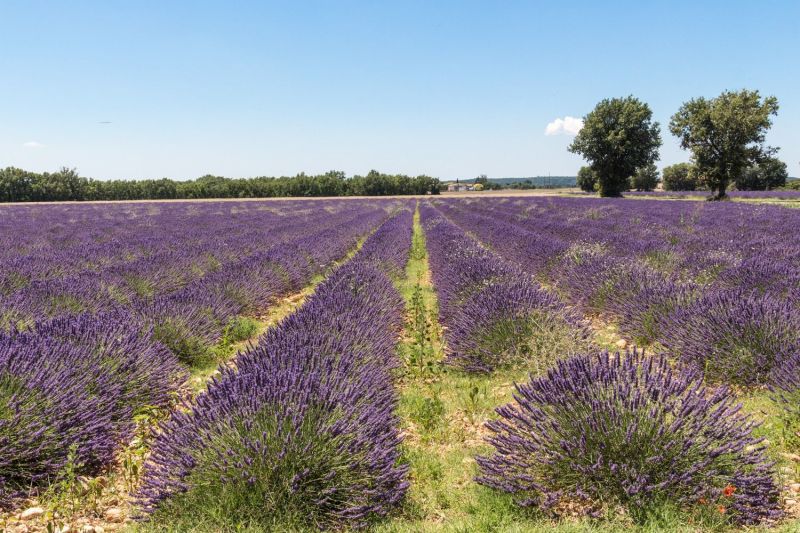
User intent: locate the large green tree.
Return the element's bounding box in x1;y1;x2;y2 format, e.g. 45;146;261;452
661;163;699;191
569;96;661;197
631;163;659;191
669;89;779;199
735;156;788;191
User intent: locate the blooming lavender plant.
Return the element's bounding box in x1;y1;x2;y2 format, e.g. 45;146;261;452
769;355;800;448
447;280;591;373
662;289;800;385
33;311;186;414
421;205;592;375
603;265;697;346
0;335;118;509
477;351;782;525
0;310;188;508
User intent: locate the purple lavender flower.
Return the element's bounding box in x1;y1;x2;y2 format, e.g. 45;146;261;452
0;334;118;509
476;351;781;525
661;289;800;385
420;205;588;375
447;279;591;373
135;214;411;529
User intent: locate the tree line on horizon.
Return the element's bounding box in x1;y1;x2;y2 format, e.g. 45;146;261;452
0;169;441;202
570;89;791;198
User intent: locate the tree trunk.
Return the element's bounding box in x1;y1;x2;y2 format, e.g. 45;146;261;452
717;176;731;200
599;175;624;197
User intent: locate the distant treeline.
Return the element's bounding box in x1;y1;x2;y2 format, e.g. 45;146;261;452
0;168;441;202
465;176;577;188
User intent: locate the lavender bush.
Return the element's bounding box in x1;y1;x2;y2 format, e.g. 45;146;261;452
477;351;782;525
0;335;117;509
0;311;187;508
420;205;588;375
33;312;186;414
770;355;800;448
603;265;697;346
446;280;590;373
662;289;800;385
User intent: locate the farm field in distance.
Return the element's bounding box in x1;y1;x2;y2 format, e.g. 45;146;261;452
2;196;800;533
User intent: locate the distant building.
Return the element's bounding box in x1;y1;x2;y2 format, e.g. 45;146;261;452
447;183;469;192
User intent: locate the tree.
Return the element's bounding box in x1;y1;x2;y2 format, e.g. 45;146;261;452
0;167;36;202
669;90;779;199
569;96;661;197
32;167;87;201
576;166;597;193
473;174;501;190
661;163;699;191
786;179;800;191
631;163;659;191
735;156;788;191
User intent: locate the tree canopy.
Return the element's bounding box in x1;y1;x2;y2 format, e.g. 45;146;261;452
669;89;779;199
630;163;659;191
661;163;699;191
0;168;441;203
735;156;788;191
569;96;661;197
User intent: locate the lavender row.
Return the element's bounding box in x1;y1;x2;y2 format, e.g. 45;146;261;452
134;209;413;529
434;197;800;386
0;201;351;295
0;201;393;328
419;204;589;373
0;313;185;509
133;206;394;365
419;201;782;524
2;202;396;369
434;196;800;288
0;201;401;510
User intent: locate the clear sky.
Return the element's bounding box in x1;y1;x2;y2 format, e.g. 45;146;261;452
1;0;798;180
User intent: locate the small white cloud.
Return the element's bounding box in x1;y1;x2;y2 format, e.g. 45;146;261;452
23;141;45;148
544;116;583;136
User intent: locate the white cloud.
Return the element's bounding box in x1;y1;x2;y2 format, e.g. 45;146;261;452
544;116;583;136
23;141;45;148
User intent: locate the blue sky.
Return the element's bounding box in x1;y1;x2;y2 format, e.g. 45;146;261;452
1;0;798;180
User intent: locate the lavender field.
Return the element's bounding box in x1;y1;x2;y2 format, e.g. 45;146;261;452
2;197;800;532
624;190;800;201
